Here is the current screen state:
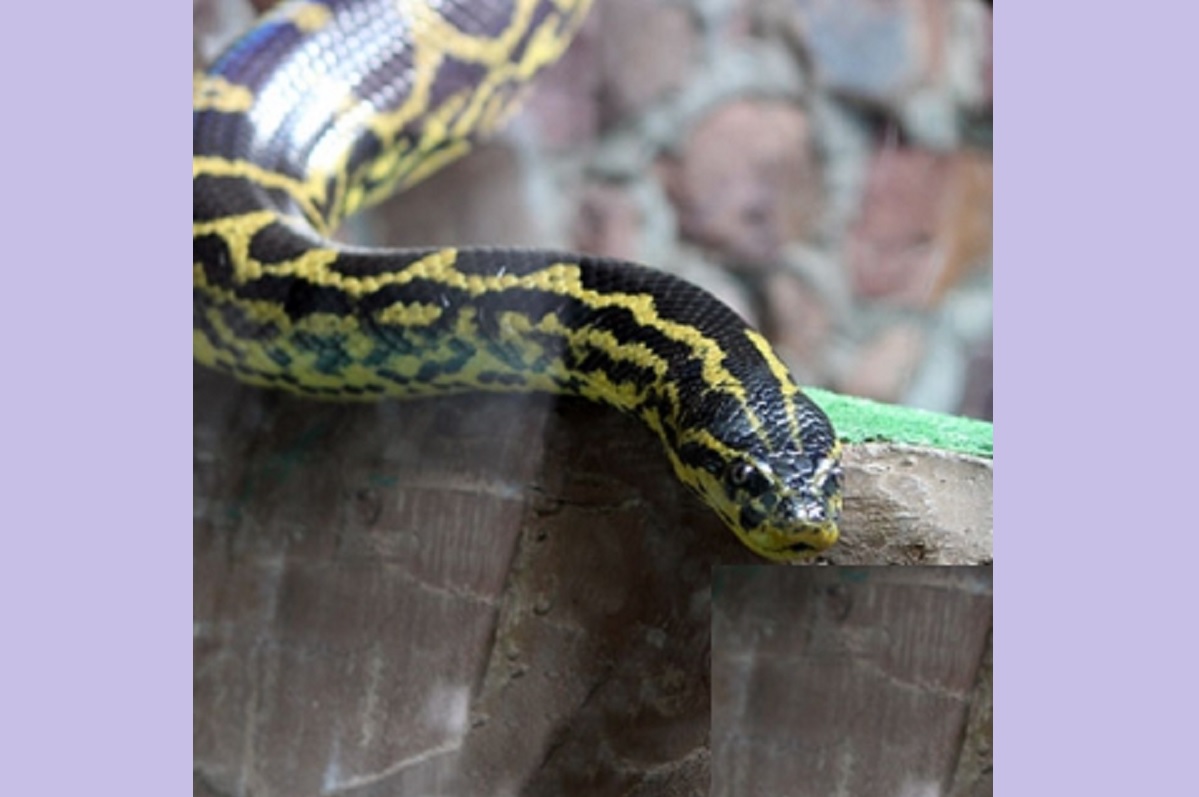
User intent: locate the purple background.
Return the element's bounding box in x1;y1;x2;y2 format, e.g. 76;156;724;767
1;2;191;791
995;2;1197;794
2;1;1195;793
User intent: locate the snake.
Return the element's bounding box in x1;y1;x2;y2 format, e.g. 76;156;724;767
193;0;843;561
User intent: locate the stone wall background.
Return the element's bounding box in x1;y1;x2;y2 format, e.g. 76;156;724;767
195;0;994;420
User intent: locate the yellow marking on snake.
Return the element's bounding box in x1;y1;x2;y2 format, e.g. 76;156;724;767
193;158;327;230
193;75;255;113
746;328;803;442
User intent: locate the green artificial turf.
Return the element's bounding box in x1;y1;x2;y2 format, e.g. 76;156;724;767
806;388;993;460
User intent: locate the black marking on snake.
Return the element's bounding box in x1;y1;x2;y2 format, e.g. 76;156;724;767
429;58;492;114
247;222;321;265
291;331;355;375
216;302;282;346
416;339;477;382
231;274;357;320
194;233;236;286
194;297;240;358
192;175;307;224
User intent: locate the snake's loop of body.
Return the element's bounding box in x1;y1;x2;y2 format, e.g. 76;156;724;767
193;0;843;561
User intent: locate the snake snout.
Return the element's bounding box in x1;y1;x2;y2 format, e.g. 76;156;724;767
776;494;828;526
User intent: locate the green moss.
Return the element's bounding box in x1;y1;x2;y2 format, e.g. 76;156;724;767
806;388;993;460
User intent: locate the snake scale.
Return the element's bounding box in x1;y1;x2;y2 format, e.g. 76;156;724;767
193;0;843;561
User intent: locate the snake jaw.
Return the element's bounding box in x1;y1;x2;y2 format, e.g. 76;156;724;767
756;499;841;562
740;517;839;563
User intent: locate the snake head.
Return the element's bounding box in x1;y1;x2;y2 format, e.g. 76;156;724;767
716;441;843;561
671;403;843;562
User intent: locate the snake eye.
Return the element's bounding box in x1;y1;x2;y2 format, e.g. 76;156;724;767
728;460;755;487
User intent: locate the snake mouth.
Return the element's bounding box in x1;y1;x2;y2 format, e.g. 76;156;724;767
782;522;839;555
808;522;840;549
745;519;839;562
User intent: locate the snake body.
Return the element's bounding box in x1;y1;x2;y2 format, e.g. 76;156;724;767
193;0;843;561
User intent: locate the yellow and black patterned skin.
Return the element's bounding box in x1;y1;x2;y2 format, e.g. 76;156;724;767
193;0;843;561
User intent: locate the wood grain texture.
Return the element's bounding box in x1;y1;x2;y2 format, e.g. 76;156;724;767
194;364;991;794
194;365;744;795
711;567;993;797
